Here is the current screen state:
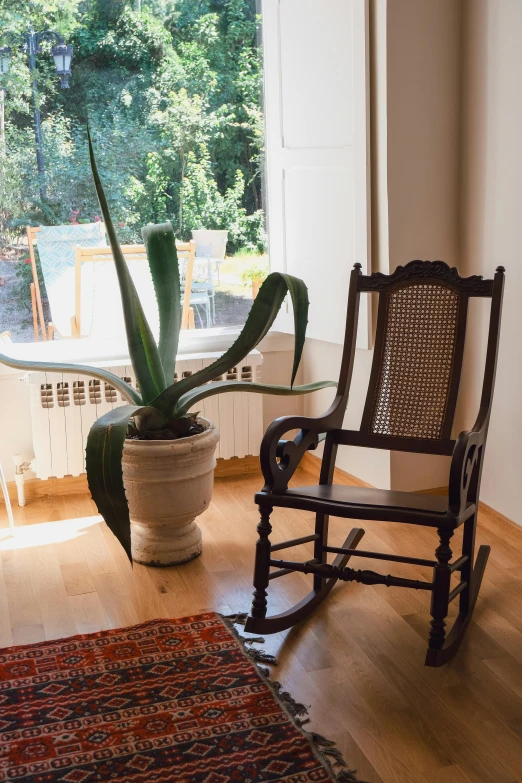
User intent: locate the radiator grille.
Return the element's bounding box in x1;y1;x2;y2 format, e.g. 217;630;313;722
57;382;70;408
105;383;118;404
40;384;54;409
89;379;102;405
73;381;86;405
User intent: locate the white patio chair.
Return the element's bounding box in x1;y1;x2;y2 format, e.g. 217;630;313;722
191;230;229;325
27;223;107;341
191;229;228;263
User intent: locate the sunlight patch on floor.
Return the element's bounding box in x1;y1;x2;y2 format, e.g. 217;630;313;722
0;516;102;550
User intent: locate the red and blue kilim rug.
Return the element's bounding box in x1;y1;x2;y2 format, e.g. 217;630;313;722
0;613;365;783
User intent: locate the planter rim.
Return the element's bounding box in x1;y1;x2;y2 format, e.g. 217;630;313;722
124;417;217;448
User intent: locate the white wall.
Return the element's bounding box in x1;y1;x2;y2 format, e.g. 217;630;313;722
460;0;522;523
302;0;391;488
386;0;462;270
303;0;462;490
385;0;462;490
302;341;391;487
0;374;34;483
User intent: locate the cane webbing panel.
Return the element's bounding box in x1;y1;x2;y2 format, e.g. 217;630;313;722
365;281;460;439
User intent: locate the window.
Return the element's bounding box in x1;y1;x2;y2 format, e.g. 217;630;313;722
0;1;267;343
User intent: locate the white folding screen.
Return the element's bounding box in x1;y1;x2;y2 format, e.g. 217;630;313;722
262;0;371;347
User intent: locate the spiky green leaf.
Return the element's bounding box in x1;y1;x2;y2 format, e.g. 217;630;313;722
141;222;181;383
86;404;159;561
88;129;166;402
0;351;142;404
173;379;337;418
153;272;309;415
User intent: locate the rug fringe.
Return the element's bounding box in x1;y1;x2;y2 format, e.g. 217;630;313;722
220;613;370;783
223;612;248;626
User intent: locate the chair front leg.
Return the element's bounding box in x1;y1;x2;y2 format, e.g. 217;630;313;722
250;507;273;620
428;527;454;651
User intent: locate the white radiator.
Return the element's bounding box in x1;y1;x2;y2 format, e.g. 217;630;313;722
26;350;264;480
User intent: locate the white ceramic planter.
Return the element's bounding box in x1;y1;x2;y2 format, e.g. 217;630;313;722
121;419;220;566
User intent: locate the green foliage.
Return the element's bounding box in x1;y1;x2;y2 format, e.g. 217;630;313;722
0;148;335;561
181;150;265;252
93;9;172;69
0;0;266;251
240;260;269;286
6;257;36;321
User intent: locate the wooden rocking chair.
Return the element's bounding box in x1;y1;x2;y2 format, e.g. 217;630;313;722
245;260;505;667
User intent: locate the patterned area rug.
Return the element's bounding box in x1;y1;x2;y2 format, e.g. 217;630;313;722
0;613;364;783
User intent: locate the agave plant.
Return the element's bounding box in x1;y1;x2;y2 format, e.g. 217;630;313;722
0;133;335;561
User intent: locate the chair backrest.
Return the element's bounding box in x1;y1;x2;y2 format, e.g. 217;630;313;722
334;260;505;456
74;240;196;338
28;223;107;338
191;229;228;261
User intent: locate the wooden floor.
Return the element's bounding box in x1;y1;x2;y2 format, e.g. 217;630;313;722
2;466;522;783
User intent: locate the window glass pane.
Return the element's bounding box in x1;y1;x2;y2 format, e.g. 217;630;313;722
0;1;267;343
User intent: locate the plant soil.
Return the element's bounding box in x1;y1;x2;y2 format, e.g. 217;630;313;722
126;419;206;441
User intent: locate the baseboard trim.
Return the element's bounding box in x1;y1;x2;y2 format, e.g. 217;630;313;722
5;475;88;504
214;455;261;479
478;499;521;532
3;456;261;505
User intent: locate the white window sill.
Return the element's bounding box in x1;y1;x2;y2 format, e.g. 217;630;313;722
178;326;294;354
0;328;295;378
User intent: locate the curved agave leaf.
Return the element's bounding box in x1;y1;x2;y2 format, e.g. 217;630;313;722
0;351;142;404
142;222;181;384
86;404;159;561
173;379;337;418
88;129;166;402
153;272;309;416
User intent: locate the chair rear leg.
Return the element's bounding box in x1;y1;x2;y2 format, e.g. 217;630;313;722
428;527;454;652
250;506;273;620
459;514;476;615
313;513;329;592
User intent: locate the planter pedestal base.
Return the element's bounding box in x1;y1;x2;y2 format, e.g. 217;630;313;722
132;519;203;567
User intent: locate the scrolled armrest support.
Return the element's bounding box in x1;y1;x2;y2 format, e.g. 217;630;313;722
259;413;337;492
448;424;487;516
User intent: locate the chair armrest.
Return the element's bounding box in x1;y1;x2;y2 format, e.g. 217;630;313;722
448;419;487;516
259;413;337;492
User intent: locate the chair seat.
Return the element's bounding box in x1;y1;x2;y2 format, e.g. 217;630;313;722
255;484;475;527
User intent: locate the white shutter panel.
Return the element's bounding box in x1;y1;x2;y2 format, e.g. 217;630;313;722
262;0;371;347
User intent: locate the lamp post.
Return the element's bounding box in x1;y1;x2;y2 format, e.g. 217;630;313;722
0;29;73;198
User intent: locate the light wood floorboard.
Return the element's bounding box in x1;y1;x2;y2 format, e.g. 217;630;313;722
1;467;522;783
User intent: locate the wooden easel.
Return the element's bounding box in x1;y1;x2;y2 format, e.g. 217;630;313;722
26;226;48;341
